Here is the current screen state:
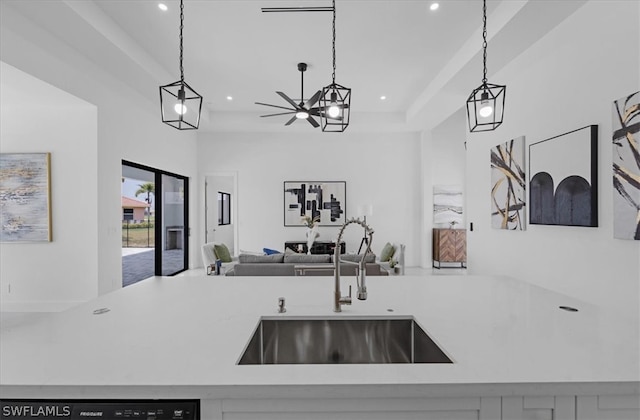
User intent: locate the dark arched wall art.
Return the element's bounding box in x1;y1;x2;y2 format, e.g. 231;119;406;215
528;125;598;227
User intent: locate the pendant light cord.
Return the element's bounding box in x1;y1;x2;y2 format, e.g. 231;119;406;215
482;0;488;85
331;0;336;84
179;0;185;84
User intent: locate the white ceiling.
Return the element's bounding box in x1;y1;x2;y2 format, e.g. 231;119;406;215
1;0;588;133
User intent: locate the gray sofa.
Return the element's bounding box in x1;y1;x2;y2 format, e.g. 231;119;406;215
225;252;388;276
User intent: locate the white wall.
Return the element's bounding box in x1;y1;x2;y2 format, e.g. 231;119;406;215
197;131;424;266
0;62;99;311
459;0;639;317
1;5;199;311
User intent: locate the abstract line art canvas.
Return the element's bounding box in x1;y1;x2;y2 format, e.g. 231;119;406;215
529;126;598;227
612;91;640;240
490;136;526;230
0;153;52;242
284;181;345;226
433;185;463;227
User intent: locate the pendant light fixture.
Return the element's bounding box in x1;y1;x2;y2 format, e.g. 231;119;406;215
319;0;351;132
466;0;505;132
159;0;203;130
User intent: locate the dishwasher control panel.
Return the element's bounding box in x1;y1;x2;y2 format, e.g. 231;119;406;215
0;399;199;420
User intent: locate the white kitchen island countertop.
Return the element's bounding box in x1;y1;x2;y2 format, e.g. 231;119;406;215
1;274;638;401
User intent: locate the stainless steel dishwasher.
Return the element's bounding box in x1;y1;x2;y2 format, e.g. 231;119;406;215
0;399;199;420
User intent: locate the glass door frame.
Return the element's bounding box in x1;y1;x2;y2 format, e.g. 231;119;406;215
122;160;189;276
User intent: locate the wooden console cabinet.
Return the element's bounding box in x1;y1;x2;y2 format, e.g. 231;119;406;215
432;228;467;268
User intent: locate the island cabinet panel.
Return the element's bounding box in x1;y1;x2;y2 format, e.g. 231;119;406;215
433;228;466;268
201;394;639;419
502;396;575;420
216;396;498;419
576;395;640;420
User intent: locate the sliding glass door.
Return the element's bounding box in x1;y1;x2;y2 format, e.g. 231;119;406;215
159;173;188;275
122;161;188;284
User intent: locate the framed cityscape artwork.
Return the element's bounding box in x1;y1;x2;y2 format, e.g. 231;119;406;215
529;125;598;227
0;153;52;242
284;181;346;226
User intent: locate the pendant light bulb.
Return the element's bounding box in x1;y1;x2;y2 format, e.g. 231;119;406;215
478;92;493;118
174;102;187;115
174;88;187;115
327;91;340;118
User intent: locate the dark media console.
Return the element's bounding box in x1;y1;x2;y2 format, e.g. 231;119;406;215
284;240;346;255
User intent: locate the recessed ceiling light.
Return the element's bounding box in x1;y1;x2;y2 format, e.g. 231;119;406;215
380;95;387;100
430;3;439;11
226;96;233;101
158;3;168;11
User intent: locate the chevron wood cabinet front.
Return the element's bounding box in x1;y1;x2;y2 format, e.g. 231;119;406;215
433;228;466;268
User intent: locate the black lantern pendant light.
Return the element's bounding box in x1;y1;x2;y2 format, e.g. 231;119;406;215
159;0;203;130
466;0;505;132
319;0;351;132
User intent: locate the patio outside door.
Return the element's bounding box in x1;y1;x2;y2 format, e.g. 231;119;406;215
122;161;188;286
160;173;188;275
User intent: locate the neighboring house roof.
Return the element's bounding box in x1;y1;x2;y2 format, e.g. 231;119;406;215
122;196;150;208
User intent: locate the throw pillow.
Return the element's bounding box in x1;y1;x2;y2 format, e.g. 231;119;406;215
380;242;395;262
263;248;281;255
214;243;232;263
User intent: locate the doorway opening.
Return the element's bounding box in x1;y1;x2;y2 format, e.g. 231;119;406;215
204;173;237;256
122;161;189;286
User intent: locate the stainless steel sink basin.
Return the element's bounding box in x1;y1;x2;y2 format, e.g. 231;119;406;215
238;316;452;365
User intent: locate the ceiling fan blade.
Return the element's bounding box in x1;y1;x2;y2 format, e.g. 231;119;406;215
303;90;322;109
276;91;301;109
255;102;295;112
260;111;297;118
285;116;298;126
307;115;320;128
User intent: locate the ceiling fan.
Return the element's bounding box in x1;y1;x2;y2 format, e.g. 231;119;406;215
255;62;324;127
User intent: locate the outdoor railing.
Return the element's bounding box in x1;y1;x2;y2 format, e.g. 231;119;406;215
122;219;155;248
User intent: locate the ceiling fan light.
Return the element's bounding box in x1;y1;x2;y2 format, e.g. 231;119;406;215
296;110;309;119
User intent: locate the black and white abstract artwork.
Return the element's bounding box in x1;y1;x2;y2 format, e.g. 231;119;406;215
433;185;463;228
491;136;526;230
284;181;346;226
612;91;640;240
529;125;598;227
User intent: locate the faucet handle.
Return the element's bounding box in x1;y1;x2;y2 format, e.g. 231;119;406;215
338;286;352;306
277;297;286;313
